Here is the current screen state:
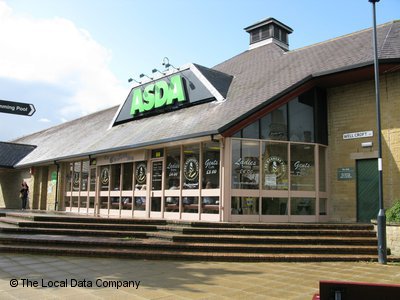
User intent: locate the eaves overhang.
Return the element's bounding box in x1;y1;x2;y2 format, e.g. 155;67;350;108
14;129;219;169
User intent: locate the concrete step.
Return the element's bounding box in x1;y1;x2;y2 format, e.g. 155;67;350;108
170;234;377;246
3;213;167;225
0;211;386;262
190;221;375;231
0;244;393;262
181;227;376;237
0;226;148;238
0;234;380;255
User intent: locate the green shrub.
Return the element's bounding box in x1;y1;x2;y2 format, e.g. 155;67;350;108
386;200;400;223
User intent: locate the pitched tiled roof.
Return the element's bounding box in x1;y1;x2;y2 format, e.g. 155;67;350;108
0;142;36;168
13;20;400;167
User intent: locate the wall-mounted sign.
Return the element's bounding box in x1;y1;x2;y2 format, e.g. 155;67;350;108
343;131;373;140
51;171;57;184
111;63;233;126
96;150;146;166
337;167;355;180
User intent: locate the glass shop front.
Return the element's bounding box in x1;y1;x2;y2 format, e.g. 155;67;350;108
63;141;222;221
63;88;328;222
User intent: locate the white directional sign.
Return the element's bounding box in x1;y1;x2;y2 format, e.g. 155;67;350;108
0;99;36;116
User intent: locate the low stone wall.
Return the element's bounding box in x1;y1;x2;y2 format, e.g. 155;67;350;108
386;223;400;256
373;222;400;256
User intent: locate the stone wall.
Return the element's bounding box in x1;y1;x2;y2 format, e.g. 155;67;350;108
373;223;400;256
327;71;400;222
386;223;400;256
0;169;32;209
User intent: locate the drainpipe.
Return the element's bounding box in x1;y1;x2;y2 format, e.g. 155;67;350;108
54;161;60;211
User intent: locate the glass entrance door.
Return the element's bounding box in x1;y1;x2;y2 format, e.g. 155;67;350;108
150;160;163;214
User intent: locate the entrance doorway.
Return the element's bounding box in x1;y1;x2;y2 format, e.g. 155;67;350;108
150;160;163;213
356;159;379;223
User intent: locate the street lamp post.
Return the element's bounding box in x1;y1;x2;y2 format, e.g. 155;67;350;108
368;0;387;264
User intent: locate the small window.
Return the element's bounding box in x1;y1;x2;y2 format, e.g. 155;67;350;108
261;25;271;40
281;32;287;44
151;149;164;158
251;30;260;44
273;25;280;39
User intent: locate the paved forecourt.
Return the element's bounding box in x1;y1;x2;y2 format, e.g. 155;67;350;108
0;253;400;299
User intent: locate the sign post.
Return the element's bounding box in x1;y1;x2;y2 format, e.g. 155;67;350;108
0;99;36;116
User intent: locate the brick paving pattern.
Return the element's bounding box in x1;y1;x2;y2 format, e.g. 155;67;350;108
1;254;399;299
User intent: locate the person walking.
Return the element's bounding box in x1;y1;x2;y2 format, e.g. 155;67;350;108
19;181;29;210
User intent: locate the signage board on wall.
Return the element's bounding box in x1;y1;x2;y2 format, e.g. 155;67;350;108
337;167;355;180
343;131;373;140
96;150;146;166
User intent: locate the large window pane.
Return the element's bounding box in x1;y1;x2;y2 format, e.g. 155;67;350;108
89;168;96;191
81;161;89;191
262;142;288;190
100;166;110;191
319;198;327;215
231;197;259;215
232;140;259;189
151;197;161;212
242;121;259;139
89;197;95;209
291;198;315;215
100;197;108;209
165;196;179;212
290;144;315;191
111;164;121;191
288;96;314;142
66;163;72;192
152;161;163;190
261;106;287;141
64;196;71;208
73;162;80;191
122;197;132;210
203;142;220;189
262;197;288;215
202;197;219;214
183;197;198;213
319;146;327;192
122;163;133;190
166;147;180;189
134;196;146;211
71;196;78;207
183;145;199;189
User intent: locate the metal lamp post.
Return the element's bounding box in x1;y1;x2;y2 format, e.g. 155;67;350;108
368;0;387;264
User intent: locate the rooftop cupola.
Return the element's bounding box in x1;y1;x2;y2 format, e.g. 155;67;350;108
244;17;293;51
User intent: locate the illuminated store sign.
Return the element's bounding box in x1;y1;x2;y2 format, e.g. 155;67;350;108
111;64;233;126
130;75;186;117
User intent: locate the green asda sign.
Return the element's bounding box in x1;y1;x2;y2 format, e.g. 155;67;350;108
112;64;232;126
130;75;186;116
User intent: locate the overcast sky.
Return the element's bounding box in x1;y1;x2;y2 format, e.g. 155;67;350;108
0;0;399;141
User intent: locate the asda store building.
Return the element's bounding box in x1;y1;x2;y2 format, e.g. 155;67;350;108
1;18;400;223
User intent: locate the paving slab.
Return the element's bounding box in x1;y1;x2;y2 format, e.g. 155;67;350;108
0;253;399;299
